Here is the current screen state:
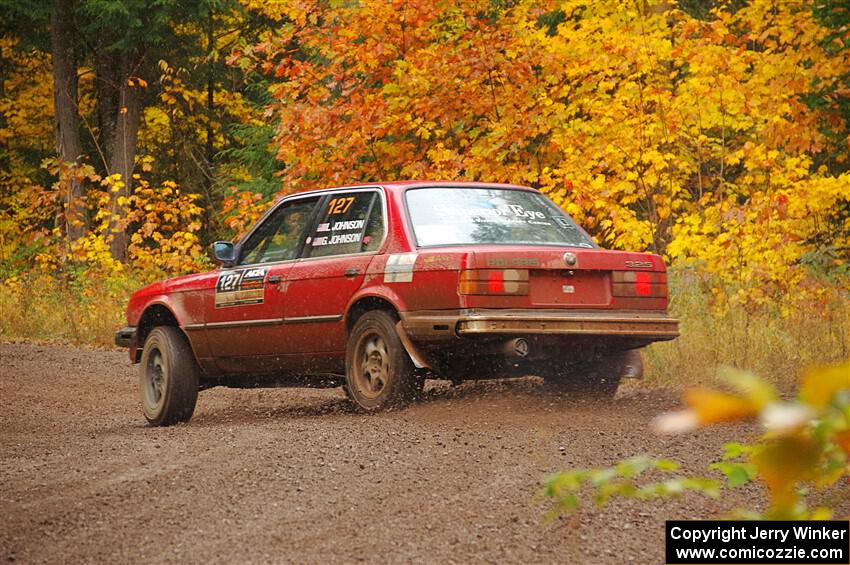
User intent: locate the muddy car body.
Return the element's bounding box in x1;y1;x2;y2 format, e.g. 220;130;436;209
116;181;679;425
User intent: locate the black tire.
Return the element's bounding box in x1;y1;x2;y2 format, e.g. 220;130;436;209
344;311;421;411
139;326;200;426
540;352;631;398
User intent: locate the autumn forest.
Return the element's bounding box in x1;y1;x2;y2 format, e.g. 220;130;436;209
0;0;848;378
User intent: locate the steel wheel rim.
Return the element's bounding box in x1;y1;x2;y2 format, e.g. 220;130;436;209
144;348;166;410
353;332;389;399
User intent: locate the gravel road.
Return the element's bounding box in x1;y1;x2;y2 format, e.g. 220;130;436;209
1;341;760;564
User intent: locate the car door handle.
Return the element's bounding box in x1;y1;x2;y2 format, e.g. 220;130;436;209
344;268;360;278
267;275;282;284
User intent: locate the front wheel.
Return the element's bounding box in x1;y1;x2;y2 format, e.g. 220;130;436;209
139;326;200;426
344;311;422;411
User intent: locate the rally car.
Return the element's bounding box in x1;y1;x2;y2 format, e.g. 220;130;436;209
116;181;679;425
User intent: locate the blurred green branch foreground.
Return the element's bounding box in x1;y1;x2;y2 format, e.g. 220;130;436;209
543;363;850;520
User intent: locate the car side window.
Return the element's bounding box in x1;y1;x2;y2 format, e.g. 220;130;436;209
304;191;384;258
238;197;320;265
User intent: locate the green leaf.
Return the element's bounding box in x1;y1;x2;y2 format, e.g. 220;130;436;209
655;459;681;472
710;461;757;487
721;442;752;460
616;456;654;478
726;465;754;487
589;467;617;486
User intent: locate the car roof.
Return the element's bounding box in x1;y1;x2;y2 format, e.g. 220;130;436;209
283;180;538;199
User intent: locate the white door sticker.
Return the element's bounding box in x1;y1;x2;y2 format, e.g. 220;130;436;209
383;253;417;283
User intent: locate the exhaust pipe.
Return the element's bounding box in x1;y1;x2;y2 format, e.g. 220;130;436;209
503;338;529;358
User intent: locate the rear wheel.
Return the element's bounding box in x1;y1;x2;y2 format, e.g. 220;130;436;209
345;311;422;411
139;326;199;426
540;351;640;397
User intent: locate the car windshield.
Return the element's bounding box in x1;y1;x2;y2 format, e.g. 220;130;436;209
405;187;595;248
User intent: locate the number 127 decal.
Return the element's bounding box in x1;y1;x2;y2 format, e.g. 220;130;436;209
327;197;354;215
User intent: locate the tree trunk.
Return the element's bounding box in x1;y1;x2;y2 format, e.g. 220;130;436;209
94;44;119;172
205;6;215;177
107;58;143;262
51;0;86;241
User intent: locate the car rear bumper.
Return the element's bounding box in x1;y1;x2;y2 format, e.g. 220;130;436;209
400;309;679;341
115;326;137;348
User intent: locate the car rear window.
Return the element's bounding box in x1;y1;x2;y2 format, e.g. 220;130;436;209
405;187;595;248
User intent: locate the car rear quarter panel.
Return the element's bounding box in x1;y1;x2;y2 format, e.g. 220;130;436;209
352;189;468;313
356;252;467;313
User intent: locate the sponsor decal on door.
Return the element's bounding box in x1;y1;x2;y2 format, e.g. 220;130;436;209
215;268;267;307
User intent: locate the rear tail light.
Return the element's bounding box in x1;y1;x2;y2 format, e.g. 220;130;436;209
612;271;667;297
459;269;529;295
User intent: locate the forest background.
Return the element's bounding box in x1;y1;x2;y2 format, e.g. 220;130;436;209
1;0;848;385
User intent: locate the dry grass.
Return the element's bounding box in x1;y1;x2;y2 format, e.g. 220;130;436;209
644;272;850;389
0;272;137;346
2;270;847;388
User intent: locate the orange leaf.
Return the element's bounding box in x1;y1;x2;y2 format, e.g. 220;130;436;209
835;430;850;456
685;387;758;424
800;362;850;408
752;436;820;515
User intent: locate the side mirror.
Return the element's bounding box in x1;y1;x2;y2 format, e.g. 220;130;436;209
213;241;236;264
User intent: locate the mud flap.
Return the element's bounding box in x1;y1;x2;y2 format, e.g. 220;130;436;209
395;321;430;369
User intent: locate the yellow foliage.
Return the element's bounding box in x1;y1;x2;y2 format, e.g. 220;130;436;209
800;363;850;409
123;174;208;276
220;186;272;236
0;35;55;262
248;0;850;313
0;36;53;147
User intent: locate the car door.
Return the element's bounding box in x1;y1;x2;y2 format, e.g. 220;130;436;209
282;188;387;357
205;194;322;374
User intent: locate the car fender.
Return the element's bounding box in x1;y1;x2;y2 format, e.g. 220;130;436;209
128;294;214;367
129;294;188;328
345;285;409;318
